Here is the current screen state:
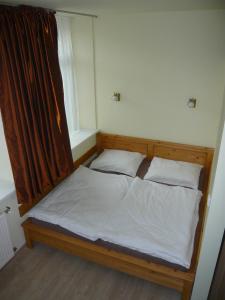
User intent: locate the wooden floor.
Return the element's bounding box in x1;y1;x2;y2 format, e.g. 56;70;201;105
0;244;181;300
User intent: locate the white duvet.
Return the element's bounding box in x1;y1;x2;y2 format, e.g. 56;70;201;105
28;166;202;268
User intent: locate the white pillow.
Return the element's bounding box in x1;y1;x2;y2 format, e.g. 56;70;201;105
144;157;203;189
90;149;145;177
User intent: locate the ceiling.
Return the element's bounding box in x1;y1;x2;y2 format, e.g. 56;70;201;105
2;0;225;15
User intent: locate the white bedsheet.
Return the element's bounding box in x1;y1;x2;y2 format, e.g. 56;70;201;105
28;166;202;268
104;178;202;268
28;166;133;240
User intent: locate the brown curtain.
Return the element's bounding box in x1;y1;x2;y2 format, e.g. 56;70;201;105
0;5;74;213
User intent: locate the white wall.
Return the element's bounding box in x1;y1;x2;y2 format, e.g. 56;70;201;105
94;10;225;147
0;116;13;181
0;193;25;252
0;116;24;251
191;88;225;299
0;115;25;250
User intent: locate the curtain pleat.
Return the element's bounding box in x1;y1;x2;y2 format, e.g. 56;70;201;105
0;5;74;211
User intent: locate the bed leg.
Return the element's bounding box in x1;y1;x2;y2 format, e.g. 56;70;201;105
24;229;33;249
182;281;193;300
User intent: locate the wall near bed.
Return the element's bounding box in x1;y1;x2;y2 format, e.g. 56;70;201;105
192;89;225;299
0;116;13;182
94;10;225;147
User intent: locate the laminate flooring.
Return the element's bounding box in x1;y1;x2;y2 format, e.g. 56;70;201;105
0;243;181;300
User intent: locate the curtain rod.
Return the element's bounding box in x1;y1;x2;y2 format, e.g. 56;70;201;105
0;2;98;18
56;9;97;18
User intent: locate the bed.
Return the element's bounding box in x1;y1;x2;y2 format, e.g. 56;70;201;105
22;132;214;300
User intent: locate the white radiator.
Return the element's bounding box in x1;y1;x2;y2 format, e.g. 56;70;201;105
0;212;14;269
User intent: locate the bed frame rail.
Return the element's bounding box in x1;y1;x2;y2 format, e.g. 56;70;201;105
23;218;193;298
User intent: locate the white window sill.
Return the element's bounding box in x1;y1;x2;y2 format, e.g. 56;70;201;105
69;129;98;150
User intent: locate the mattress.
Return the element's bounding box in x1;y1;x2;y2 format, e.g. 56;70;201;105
28;164;202;268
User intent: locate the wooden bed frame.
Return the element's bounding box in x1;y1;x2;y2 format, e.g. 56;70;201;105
22;132;214;300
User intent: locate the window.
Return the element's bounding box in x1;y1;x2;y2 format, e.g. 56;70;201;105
56;15;78;136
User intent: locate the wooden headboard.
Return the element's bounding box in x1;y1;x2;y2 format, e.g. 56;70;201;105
97;132;213;171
